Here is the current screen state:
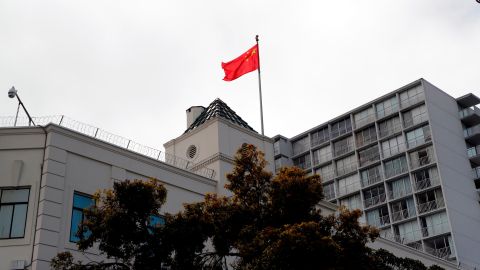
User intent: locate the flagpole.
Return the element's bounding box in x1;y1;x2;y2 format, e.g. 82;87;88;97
256;35;265;136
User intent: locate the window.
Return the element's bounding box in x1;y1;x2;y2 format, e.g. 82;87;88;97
333;136;354;157
406;125;431;148
366;206;389;227
400;85;424;108
313;145;332;165
358;145;380;167
340;194;362;210
292;136;309;156
70;192;95;242
413;167;439;191
311;127;330;147
337;174;361;196
0;188;29;239
394;220;421;244
323;183;336;200
376;96;399;118
388;177;412;200
354;107;375;129
360;165;382;187
384;156;408;179
355;126;377;148
403;104;428;128
331;117;352;138
391;197;416;222
315;164;334;182
293;154;311;170
363;185;386;208
416;189;444;214
409;146;435;169
336;155;357;176
274;141;280;156
378;116;402;138
381;135;406;159
421;211;449;237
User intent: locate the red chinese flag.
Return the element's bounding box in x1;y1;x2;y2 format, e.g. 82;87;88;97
221;44;259;81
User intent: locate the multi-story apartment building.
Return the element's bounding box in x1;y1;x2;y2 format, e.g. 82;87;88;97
273;78;480;268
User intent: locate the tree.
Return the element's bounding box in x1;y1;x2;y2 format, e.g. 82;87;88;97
52;144;445;270
51;178;168;270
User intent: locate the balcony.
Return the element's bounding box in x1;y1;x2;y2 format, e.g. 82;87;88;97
417;198;445;214
368;215;391;228
388;188;412;200
336;162;357;177
359;150;380;168
361;174;382;187
364;193;387;208
467;145;480;166
421;221;450;238
318;170;335;182
324;189;336;201
337;182;361;197
379;121;403;139
410;147;435;170
459;106;480;126
382;142;407;159
414;175;440;192
473;167;480;180
334;143;354;157
464;124;480;145
424;246;453;260
407;134;432;149
391;208;415;222
401;92;425;109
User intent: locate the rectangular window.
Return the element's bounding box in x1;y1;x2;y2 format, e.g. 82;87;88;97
336;155;357;177
409;146;435;169
292;136;309;156
323;183;336;201
391;197;416;222
360;165;382;187
406;125;431;149
413;167;439;191
384;156;408;179
400;85;424;109
363;185;386;208
337;174;361;197
70;192;95;243
313;145;332;165
315;164;334;182
340;194;362;210
394;220;421;244
0;188;30;239
274;141;280;156
376;96;399;119
381;135;406;159
331;117;352;138
355;126;377;148
366;206;389;227
358;145;380;167
378;116;402;138
311;127;330;147
388;176;412;200
333;136;354;157
421;211;449;237
293;154;311;170
403;104;428;128
354;107;375;129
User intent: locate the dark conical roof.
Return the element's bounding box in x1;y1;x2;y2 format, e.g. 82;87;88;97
184;98;257;134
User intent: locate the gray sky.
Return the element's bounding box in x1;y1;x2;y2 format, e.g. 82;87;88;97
1;0;479;151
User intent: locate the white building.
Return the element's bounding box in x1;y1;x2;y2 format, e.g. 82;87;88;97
0;88;465;270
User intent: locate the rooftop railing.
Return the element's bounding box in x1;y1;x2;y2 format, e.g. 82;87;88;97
0;115;216;179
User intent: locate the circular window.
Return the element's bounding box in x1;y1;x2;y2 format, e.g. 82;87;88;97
187;145;197;159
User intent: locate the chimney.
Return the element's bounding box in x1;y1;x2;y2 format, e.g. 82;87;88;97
186;106;205;128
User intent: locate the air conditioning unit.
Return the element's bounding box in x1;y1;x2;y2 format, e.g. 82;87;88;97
10;260;26;270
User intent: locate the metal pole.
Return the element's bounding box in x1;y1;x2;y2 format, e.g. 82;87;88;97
255;35;265;136
14;102;20;127
15;95;36;126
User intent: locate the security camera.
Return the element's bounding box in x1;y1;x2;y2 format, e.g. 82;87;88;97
8;86;17;98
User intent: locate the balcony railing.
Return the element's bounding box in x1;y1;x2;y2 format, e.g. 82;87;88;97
364;193;387;208
388;187;412;200
459;106;480;119
334;143;354;157
368;215;390;228
391;208;415;222
417;198;445;214
356;134;377;148
473;167;480;179
464;124;480;138
379;121;403;138
359;150;380;167
355;114;375;129
404;111;429;129
407;134;432;149
414;176;440;191
424;246;452;260
384;164;408;179
410;148;436;169
421;221;450;238
382;229;423;246
467;145;480;158
318;170;335;181
338;182;361;197
0;115;216;179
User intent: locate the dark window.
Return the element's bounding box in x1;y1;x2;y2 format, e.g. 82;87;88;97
0;188;30;239
70;192;94;243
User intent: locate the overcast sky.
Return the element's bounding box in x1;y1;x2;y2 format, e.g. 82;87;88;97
1;0;479;151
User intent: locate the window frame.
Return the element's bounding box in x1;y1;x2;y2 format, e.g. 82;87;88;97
0;187;30;239
70;192;95;243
